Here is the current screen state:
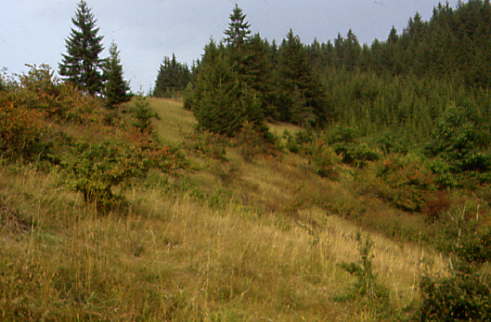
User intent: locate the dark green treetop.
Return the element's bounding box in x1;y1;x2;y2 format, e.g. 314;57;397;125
102;42;130;108
276;30;328;126
224;4;251;48
190;41;250;136
153;54;191;98
59;0;104;95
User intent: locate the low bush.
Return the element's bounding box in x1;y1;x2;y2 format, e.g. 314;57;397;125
436;206;491;264
6;65;100;123
185;130;227;160
375;156;435;211
0;102;52;162
236;122;274;162
326;125;358;145
374;131;409;155
333;142;380;168
426;104;491;185
422;190;451;222
419;269;490;321
281;129;314;154
419;206;491;321
305;138;340;179
61;142;150;212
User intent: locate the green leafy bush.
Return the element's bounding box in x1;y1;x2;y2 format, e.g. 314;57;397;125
419;269;490;321
306;139;340;179
418;204;491;321
281;129;314;154
427;104;491;174
436;206;491;264
427;158;461;188
374;131;409;155
374;155;435;211
334;142;380;168
61;142;150;211
326;125;358;145
325;126;379;168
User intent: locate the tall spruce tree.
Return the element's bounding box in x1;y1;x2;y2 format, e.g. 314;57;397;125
102;42;130;108
223;5;267;129
186;5;269;136
59;0;104;95
189;41;259;136
224;4;251;49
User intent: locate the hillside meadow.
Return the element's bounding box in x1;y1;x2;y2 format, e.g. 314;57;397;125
4;94;488;321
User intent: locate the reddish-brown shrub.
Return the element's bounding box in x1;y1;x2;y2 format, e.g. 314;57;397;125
0;102;49;160
423;190;451;222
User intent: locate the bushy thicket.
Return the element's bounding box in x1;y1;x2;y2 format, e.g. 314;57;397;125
0;65;184;212
418;206;491;321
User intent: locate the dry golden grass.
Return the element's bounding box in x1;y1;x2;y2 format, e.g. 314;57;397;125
149;97;196;145
0;161;448;321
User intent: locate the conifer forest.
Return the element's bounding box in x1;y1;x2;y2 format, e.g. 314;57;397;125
1;1;490;320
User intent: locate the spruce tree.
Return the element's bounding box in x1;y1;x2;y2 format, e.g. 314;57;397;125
189;41;255;136
102;42;130;108
59;0;104;95
224;4;251;49
223;6;267;130
276;30;328;126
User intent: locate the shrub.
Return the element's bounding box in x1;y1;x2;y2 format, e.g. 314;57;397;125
419;204;491;320
375;155;435;211
306;139;340;179
281;129;314;154
334;142;380;168
422;191;451;222
0;103;52;161
185;130;227;161
419;269;491;321
326;125;358;145
427;158;461;188
436;206;491;265
374;131;409;155
236;122;272;162
61;142;150;212
427;104;491;174
2;65;101;123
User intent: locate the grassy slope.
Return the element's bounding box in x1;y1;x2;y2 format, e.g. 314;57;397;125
0;98;450;321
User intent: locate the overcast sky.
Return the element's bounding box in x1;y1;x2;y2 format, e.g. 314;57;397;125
1;0;459;92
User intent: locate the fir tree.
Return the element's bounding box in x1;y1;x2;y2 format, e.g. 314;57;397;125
276;30;328;126
187;5;268;136
59;0;104;95
189;41;255;136
224;4;251;49
223;6;267;129
102;42;130;108
344;29;361;70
